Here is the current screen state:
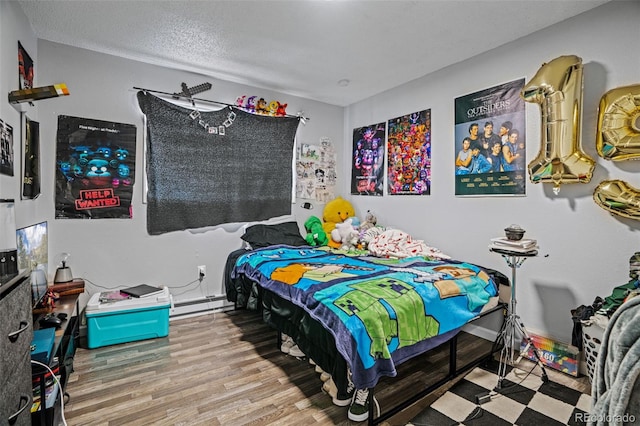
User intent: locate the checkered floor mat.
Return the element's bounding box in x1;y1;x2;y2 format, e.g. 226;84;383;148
409;361;592;426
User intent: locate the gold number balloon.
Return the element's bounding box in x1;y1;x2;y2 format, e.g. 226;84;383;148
593;84;640;219
521;55;596;194
593;180;640;220
596;85;640;161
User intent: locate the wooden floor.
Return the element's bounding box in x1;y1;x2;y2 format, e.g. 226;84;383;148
62;309;590;426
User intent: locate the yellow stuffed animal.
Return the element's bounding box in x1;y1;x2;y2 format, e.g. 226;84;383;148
322;197;356;248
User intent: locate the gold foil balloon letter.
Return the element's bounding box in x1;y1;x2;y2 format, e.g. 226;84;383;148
521;55;595;194
596;84;640;161
593;180;640;220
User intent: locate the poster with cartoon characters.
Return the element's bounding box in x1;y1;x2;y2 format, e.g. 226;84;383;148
387;109;431;195
351;123;385;196
55;116;136;219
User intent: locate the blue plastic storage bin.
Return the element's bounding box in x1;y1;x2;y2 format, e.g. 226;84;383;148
86;287;171;349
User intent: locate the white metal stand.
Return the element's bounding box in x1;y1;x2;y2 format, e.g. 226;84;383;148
491;248;549;389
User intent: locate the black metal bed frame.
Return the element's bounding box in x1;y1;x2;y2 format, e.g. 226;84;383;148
367;302;506;425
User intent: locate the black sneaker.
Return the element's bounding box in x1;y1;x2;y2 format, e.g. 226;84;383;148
347;388;379;422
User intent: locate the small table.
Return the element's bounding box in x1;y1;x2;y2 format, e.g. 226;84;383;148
490;247;549;389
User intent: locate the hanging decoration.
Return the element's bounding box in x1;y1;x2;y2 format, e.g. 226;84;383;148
55;115;136;219
592;83;640;220
521;55;595;194
596;84;640;161
593;180;640;220
137;92;300;234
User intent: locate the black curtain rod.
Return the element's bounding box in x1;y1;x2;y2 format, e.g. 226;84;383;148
132;86;309;121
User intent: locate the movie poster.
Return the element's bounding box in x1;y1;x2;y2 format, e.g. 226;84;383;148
18;42;34;90
387;109;431;195
22;116;40;199
0;120;14;177
351;123;385;196
454;79;526;196
55;116;136;219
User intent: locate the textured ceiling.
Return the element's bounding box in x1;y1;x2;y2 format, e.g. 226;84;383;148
18;0;611;106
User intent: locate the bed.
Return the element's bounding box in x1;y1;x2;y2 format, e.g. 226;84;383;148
225;221;508;424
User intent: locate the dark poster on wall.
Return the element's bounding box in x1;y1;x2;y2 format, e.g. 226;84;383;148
351;122;385;196
0;120;14;177
387;109;431;195
18;42;34;90
22;117;40;199
55;116;136;219
454;78;526;196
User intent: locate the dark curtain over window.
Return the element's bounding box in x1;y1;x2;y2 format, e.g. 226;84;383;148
137;92;300;235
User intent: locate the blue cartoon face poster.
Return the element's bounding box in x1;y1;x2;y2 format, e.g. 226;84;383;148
351;123;385;196
55;115;136;219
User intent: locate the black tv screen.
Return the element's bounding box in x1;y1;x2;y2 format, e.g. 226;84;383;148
16;221;48;306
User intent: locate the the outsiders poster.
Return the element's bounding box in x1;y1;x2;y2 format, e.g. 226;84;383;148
454;79;526;196
387;109;431;195
55;116;136;219
351;122;385;196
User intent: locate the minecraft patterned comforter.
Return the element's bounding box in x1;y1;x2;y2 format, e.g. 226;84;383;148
232;245;498;389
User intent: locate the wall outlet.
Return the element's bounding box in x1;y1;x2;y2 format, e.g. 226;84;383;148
198;265;206;280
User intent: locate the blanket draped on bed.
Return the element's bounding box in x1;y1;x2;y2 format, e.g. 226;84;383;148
137;92;300;234
232;245;498;389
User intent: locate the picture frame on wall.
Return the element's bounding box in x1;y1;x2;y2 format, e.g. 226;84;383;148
22;115;41;199
0;119;14;177
18;41;34;90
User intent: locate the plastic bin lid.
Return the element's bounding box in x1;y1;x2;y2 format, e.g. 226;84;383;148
86;286;171;313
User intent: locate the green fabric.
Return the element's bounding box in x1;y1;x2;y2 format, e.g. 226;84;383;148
599;279;639;316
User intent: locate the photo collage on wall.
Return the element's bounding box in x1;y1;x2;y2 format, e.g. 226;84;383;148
296;137;337;203
351;123;385;196
387;109;431;195
55;115;137;219
454;78;526;196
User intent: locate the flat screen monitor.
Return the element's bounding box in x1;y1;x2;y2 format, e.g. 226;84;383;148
16;221;48;307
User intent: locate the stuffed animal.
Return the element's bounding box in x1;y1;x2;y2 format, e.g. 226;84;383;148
359;210;377;231
304;216;328;246
331;218;359;250
268;100;279;116
256;98;268;115
276;102;288;117
322;197;356;249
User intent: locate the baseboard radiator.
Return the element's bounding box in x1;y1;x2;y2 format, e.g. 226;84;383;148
170;294;234;319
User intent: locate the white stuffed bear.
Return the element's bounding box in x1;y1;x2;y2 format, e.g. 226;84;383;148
331;218;359;250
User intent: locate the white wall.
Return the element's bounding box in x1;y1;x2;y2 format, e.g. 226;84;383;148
3;1;638;343
344;1;640;342
0;1;344;311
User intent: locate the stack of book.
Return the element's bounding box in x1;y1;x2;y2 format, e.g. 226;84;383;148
489;237;539;254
